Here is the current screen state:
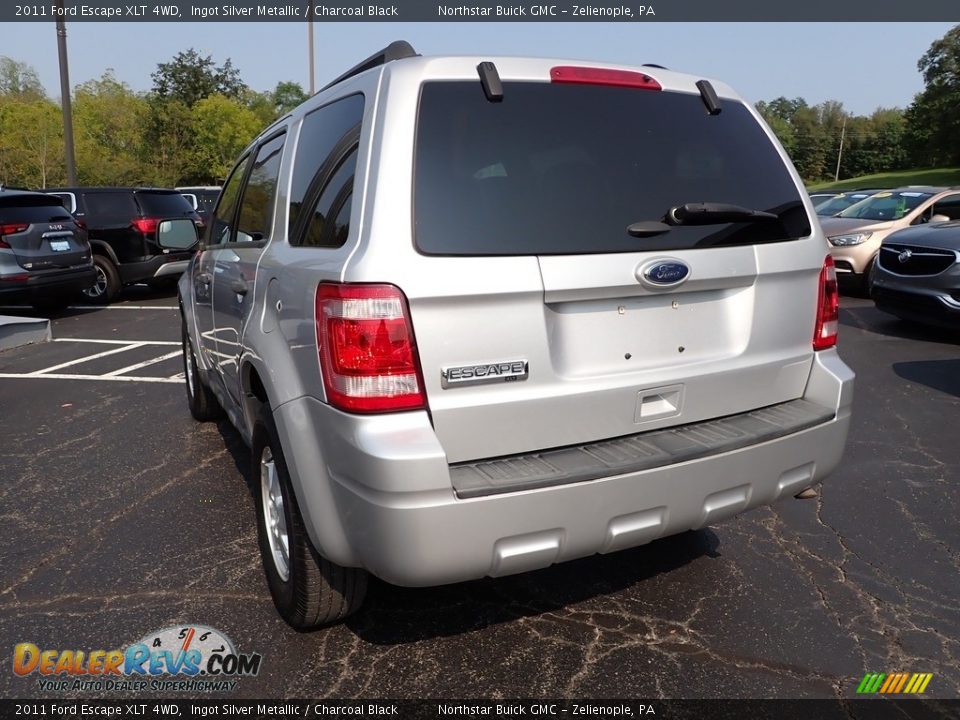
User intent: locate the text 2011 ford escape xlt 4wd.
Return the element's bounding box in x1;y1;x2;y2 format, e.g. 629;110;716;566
178;43;854;629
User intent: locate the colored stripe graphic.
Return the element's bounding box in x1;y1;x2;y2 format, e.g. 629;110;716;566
893;673;909;693
879;674;897;693
857;672;932;694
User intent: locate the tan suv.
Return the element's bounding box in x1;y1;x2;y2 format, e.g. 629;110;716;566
820;186;960;293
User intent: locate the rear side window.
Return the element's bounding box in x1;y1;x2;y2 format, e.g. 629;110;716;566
300;148;357;248
82;192;138;223
931;194;960;220
236;132;286;243
288;94;364;236
209;156;250;246
136;192;195;217
414;82;810;255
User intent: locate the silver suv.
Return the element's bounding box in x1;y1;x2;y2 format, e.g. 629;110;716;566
179;42;855;629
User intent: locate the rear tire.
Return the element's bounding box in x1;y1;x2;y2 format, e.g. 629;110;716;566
252;404;367;629
83;255;121;304
182;318;222;422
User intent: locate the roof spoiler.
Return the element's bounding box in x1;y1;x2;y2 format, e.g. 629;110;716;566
318;40;419;94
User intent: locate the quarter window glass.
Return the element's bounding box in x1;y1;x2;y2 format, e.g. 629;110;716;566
300;149;357;248
82;192;138;223
236;133;286;243
289;94;364;235
209;155;250;246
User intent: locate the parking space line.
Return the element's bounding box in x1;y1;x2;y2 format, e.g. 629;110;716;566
0;372;180;384
104;351;182;377
0;305;177;311
53;338;180;346
30;343;146;375
64;305;178;311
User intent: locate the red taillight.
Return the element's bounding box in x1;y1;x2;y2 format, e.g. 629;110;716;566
316;283;426;413
0;223;28;248
74;218;87;230
814;256;839;351
131;217;159;234
550;66;662;91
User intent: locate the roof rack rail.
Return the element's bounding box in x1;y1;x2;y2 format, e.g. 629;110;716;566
318;40;419;94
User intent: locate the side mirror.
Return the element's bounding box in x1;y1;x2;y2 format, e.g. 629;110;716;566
930;213;950;224
157;218;200;251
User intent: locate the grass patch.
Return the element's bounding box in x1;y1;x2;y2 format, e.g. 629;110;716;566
808;167;960;192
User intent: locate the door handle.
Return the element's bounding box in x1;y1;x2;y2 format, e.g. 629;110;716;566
230;279;249;296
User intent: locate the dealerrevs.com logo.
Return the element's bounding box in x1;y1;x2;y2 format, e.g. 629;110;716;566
13;625;262;693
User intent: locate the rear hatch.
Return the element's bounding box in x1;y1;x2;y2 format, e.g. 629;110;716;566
0;195;89;271
405;72;820;463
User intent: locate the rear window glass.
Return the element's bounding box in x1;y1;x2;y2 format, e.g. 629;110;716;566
136;192;195;217
414;82;810;255
0;203;72;223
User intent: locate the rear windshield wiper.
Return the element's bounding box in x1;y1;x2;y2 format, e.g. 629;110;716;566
665;202;778;226
626;202;780;237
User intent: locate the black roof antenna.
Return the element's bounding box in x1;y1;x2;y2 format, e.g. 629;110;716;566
318;41;419;94
477;62;503;102
696;79;722;115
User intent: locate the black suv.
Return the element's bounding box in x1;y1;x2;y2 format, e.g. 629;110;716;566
44;187;202;303
0;190;94;311
176;186;221;226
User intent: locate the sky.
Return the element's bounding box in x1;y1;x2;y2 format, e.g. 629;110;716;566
3;22;956;115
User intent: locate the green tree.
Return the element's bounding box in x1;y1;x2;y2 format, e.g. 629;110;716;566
904;24;960;166
187;94;261;183
272;81;309;115
151;49;247;107
72;71;150;185
145;98;193;186
0;96;64;187
0;56;44;98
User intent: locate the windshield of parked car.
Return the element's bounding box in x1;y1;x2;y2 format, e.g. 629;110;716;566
836;191;931;221
414;82;810;255
815;192;876;216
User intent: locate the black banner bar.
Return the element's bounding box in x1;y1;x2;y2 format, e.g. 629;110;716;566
1;700;959;720
4;0;960;22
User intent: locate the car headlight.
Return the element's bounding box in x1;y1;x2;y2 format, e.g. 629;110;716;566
828;232;872;247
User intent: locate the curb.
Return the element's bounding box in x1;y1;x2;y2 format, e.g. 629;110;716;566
0;314;51;352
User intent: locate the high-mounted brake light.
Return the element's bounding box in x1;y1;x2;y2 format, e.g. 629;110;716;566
315;283;426;413
0;223;28;249
813;256;839;351
550;66;662;91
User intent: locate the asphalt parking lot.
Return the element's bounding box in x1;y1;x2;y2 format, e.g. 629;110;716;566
0;289;958;700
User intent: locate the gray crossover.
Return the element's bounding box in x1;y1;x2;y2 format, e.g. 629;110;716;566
178;42;855;628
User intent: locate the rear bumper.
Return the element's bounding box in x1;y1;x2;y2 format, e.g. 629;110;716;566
0;266;96;302
275;350;854;587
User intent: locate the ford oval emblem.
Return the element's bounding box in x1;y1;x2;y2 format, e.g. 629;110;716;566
638;259;691;287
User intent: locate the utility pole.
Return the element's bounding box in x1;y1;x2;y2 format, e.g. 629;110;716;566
306;1;315;94
833;116;846;183
54;0;77;186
